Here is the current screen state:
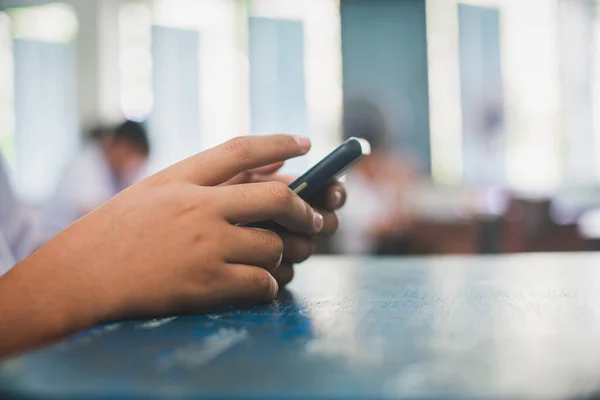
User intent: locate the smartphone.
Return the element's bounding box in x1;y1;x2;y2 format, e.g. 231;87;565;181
244;137;371;229
287;136;371;200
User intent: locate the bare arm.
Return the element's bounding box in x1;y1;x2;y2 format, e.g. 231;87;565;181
0;135;343;358
0;240;106;357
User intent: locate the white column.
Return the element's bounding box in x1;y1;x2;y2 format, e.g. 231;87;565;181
559;0;595;187
503;0;562;192
70;0;122;128
426;0;463;186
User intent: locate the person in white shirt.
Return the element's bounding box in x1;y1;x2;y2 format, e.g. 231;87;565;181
334;100;415;255
37;121;150;243
0;134;346;358
0;157;37;277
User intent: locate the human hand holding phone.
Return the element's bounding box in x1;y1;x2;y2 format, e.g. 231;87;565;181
234;137;368;285
0;134;336;357
225;168;347;286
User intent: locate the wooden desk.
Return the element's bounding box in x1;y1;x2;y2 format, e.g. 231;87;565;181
3;254;600;399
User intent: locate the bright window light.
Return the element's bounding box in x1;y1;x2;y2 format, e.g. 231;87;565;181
153;0;247;150
0;12;14;165
249;0;343;165
119;2;153;121
8;2;78;44
428;0;563;191
426;0;464;186
502;0;562;191
592;2;600;182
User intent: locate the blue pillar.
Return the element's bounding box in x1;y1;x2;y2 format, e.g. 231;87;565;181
341;0;431;172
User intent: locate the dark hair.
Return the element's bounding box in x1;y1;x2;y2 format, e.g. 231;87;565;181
112;120;150;155
86;125;112;141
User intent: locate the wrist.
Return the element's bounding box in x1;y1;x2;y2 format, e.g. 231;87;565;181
0;237;115;356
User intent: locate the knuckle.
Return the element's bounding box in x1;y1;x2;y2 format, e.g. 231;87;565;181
268;182;294;206
224;136;253;161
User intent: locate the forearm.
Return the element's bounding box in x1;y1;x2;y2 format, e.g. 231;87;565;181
0;235;112;358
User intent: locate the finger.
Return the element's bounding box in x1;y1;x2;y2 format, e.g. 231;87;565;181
251;161;285;176
219;162;286;187
226;227;283;273
317;209;339;237
165;135;310;186
220;264;279;304
251;173;296;185
217;182;323;234
219;171;251;186
308;181;347;210
272;263;294;287
280;233;315;264
251;175;347;210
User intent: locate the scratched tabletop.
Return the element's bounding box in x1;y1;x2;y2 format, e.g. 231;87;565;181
3;254;600;399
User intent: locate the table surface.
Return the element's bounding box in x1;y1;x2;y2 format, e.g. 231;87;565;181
3;254;600;399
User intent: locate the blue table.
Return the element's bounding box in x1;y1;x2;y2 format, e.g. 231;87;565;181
3;254;600;399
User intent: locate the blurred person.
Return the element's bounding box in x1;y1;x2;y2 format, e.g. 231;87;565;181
0;158;37;271
334;100;416;255
0;134;346;357
37;120;150;243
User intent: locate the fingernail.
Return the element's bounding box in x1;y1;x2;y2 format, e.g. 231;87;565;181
295;136;311;153
332;190;343;208
313;211;324;232
268;274;279;298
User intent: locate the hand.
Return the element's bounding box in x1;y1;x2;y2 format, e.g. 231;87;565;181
225;167;347;286
274;178;345;286
0;135;323;356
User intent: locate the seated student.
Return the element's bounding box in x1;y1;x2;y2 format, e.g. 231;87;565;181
0;134;346;357
0;158;37;271
334;100;415;255
37;120;150;243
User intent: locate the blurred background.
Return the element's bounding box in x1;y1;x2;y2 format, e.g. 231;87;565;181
3;0;600;255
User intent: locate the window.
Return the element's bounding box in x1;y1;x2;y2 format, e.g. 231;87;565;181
427;0;563;191
146;0;243;172
4;3;79;203
119;1;153;122
502;0;562;192
0;12;14;166
426;0;463;185
249;0;343;170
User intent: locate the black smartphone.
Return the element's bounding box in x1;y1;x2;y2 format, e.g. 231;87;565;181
244;137;371;229
287;136;371;200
